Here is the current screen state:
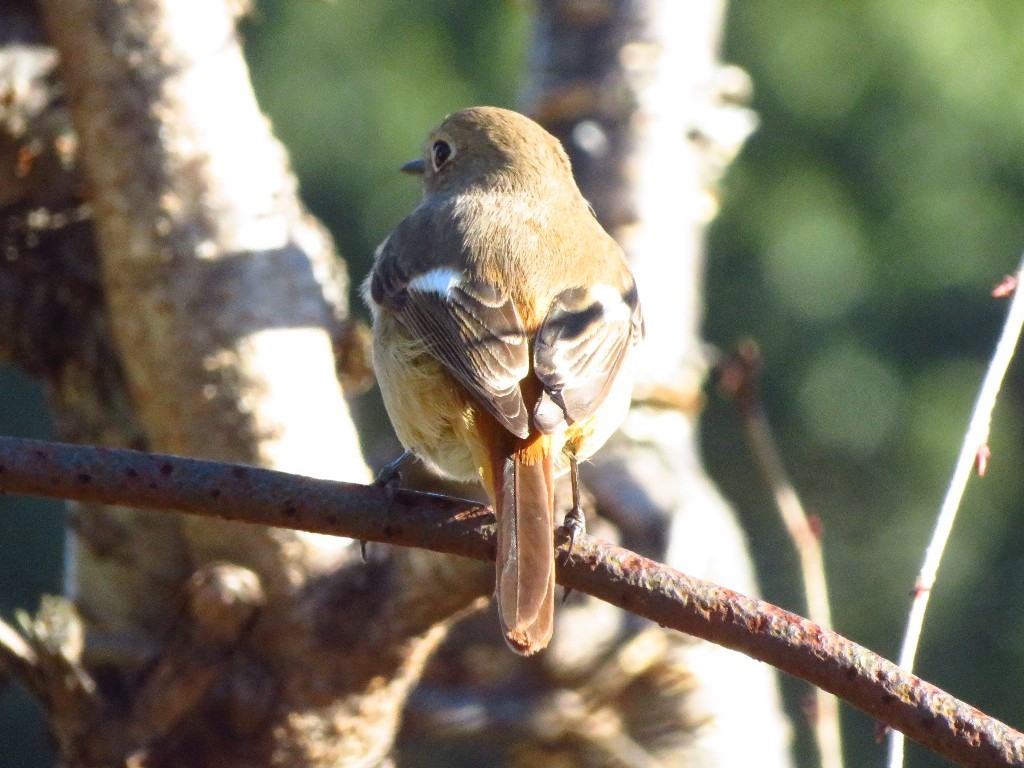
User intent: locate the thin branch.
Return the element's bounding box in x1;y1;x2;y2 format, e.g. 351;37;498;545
888;255;1024;768
0;614;40;693
0;437;1022;766
0;566;265;765
11;596;101;762
718;341;843;768
96;564;265;762
0;435;494;560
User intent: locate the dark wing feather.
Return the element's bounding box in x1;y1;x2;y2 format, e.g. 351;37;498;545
372;256;531;438
533;283;643;433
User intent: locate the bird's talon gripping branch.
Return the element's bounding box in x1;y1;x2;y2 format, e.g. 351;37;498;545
562;506;586;554
373;451;413;499
364;452;414;561
561;457;586;555
558;462;586;602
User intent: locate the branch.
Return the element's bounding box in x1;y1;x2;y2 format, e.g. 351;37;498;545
0;436;1021;768
10;2;449;761
717;340;843;768
523;3;782;764
889;260;1024;768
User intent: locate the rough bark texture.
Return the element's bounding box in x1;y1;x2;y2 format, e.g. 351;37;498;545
2;0;789;766
517;1;791;765
0;0;165;635
395;2;789;767
2;1;484;765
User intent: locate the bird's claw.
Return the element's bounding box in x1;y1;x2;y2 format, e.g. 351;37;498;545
365;452;414;562
560;504;586;559
373;451;413;501
559;503;587;603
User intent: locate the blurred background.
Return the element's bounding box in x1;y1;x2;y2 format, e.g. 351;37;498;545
3;1;1024;765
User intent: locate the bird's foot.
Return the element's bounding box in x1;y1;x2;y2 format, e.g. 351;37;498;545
562;503;586;552
363;452;415;561
559;506;587;604
373;451;413;498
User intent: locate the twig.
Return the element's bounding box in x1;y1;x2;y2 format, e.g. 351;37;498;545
10;596;101;761
0;614;41;693
0;436;1023;767
0;435;494;558
0;563;265;764
102;563;265;762
888;257;1024;768
718;341;843;768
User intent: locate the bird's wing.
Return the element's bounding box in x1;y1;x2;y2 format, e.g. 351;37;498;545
533;282;643;433
370;250;531;439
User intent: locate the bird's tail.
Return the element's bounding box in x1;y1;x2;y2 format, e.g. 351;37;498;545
488;432;555;655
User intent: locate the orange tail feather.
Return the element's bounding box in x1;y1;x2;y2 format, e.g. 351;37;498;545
488;432;555;655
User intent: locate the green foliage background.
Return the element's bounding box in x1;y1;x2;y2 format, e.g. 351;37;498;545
3;2;1023;765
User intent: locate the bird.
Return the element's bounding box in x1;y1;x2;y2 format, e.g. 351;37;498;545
363;106;643;655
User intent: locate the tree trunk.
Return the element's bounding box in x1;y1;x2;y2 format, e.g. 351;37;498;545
400;2;792;766
528;1;793;764
0;0;791;765
4;1;486;765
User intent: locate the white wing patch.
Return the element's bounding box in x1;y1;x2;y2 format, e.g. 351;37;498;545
590;283;632;323
408;267;463;298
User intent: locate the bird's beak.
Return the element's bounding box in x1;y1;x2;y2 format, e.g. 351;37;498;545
401;159;426;175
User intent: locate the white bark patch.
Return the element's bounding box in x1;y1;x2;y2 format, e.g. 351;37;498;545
237;328;368;485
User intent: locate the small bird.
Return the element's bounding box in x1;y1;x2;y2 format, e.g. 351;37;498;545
364;107;643;655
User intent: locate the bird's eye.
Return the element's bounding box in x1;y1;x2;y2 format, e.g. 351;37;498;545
431;140;453;170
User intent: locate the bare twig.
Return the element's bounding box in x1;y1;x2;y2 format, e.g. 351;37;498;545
0;436;494;560
0;614;40;693
0;564;266;765
718;340;843;768
11;597;101;762
0;436;1022;767
98;564;265;763
888;254;1024;768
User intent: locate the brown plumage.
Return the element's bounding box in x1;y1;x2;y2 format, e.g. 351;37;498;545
364;107;642;654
